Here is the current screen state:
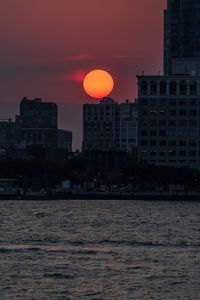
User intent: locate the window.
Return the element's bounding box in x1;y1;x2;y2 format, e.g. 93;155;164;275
190;100;196;106
160;130;166;136
160;120;166;126
141;81;148;95
169;110;176;116
141;140;147;146
150;130;157;136
168;140;176;146
180;100;187;105
179;120;187;126
190;110;197;116
159;151;166;156
150;150;157;156
179;81;187;95
190;81;197;96
179;140;187;146
159;110;166;115
160;81;167;95
169;100;176;106
169;81;177;95
141;120;147;126
179;151;187;156
189;151;196;156
169;150;176;156
141;130;147;136
150;81;157;95
141;110;147;116
150;140;157;146
180;110;187;116
150;120;157;126
169;120;176;126
160;140;166;146
189;140;196;146
150;109;157;114
169;130;176;136
141;99;147;105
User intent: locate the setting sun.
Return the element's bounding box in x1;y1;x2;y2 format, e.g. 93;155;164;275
83;69;114;98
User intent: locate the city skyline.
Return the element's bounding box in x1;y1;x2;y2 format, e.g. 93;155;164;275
1;0;166;150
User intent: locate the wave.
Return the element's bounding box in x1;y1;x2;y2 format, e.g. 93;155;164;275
43;273;75;279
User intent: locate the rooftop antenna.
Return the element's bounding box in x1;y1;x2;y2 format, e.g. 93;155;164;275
142;71;144;76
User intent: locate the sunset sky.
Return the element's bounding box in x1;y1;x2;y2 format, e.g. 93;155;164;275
1;0;166;149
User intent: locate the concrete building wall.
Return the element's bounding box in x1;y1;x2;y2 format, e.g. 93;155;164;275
164;0;200;74
57;129;72;151
83;98;137;151
137;75;200;167
0;120;21;148
19;97;58;129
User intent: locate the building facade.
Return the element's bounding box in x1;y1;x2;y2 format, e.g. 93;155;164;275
57;129;72;152
137;75;200;167
137;0;200;167
0;119;21;148
0;97;72;151
16;97;72;151
164;0;200;74
83;98;137;151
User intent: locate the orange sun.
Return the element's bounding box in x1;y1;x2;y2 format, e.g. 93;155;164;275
83;69;114;98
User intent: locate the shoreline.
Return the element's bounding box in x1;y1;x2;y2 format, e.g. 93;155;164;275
0;191;200;201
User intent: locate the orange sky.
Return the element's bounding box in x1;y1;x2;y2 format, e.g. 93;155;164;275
0;0;166;149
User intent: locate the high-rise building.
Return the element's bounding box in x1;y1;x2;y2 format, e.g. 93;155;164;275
164;0;200;75
0;119;21;148
83;98;137;151
137;0;200;168
17;96;58;129
0;97;72;151
16;97;58;148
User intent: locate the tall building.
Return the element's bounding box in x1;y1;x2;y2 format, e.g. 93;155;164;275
83;98;137;151
137;0;200;168
16;97;58;148
137;76;200;167
0;97;72;152
164;0;200;74
0;119;21;148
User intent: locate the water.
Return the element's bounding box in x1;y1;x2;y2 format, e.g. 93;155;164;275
0;200;200;299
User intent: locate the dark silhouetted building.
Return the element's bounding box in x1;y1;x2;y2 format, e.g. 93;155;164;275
16;97;58;148
0;97;72;153
57;129;72;151
137;0;200;168
83;98;137;151
164;0;200;75
0;119;21;148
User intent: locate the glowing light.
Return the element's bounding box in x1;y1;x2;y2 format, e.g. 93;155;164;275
83;69;114;98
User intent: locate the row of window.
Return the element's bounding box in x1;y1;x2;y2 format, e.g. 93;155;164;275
141;140;197;146
141;150;198;156
140;99;197;106
141;130;197;136
149;160;198;163
141;120;198;126
141;109;197;116
141;80;197;96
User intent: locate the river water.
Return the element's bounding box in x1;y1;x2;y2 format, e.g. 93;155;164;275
0;200;200;299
